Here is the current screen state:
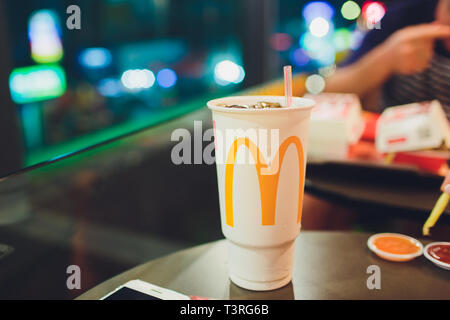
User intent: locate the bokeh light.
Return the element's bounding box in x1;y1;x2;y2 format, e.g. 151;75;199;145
157;68;178;88
97;78;123;97
300;32;322;51
121;69;155;90
333;28;353;52
305;74;326;94
362;1;386;25
270;33;293;52
290;48;310;67
9;65;66;104
351;29;365;50
79;48;112;69
302;1;335;22
214;60;245;86
300;32;335;66
309;17;330;38
309;42;336;65
28;10;63;63
341;1;361;20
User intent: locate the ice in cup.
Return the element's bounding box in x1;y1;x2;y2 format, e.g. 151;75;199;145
207;96;314;291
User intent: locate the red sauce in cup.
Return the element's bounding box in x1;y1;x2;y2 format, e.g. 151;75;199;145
427;244;450;264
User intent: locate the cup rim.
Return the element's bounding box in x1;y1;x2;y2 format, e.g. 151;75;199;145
207;96;315;114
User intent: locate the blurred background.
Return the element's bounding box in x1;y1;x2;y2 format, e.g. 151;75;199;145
0;0;390;177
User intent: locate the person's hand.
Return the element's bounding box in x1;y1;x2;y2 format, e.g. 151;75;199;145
382;23;450;75
441;171;450;195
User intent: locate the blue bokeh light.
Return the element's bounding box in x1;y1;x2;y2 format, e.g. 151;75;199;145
79;48;112;69
98;78;123;97
290;48;310;67
302;1;335;22
156;68;178;88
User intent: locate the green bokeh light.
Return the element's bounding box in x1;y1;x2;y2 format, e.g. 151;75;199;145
333;28;353;52
341;1;361;20
9;65;66;104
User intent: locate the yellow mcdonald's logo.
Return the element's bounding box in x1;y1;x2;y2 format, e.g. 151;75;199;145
225;136;304;227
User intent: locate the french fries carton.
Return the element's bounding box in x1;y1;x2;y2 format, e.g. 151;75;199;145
376;100;450;153
305;93;365;160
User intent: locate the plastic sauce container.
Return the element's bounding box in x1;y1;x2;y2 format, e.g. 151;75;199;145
424;242;450;270
367;233;423;262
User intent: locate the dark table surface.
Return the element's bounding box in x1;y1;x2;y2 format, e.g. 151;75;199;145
78;231;450;300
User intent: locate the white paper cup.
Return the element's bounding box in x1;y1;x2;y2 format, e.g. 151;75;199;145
208;96;314;291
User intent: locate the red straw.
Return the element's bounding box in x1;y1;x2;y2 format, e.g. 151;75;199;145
284;65;293;107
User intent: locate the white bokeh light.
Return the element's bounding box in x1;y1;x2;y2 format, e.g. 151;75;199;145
309;17;330;38
121;69;155;90
305;74;326;94
214;60;245;85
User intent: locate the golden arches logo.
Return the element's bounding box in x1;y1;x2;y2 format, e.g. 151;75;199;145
225;136;304;227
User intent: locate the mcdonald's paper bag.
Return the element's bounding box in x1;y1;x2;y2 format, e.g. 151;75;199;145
305;93;365;160
376;100;450;153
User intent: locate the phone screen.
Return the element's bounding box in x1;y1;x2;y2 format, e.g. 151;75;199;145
104;287;162;300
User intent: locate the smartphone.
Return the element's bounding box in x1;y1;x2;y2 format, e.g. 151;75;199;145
101;279;191;300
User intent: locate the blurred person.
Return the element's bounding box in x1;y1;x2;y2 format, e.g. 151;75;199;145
325;0;450;118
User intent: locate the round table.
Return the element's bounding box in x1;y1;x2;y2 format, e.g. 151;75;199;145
77;231;450;300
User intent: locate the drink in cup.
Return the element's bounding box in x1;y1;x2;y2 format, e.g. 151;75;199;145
207;96;314;291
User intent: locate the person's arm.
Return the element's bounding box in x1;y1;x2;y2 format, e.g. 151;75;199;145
325;24;450;104
325;42;393;97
